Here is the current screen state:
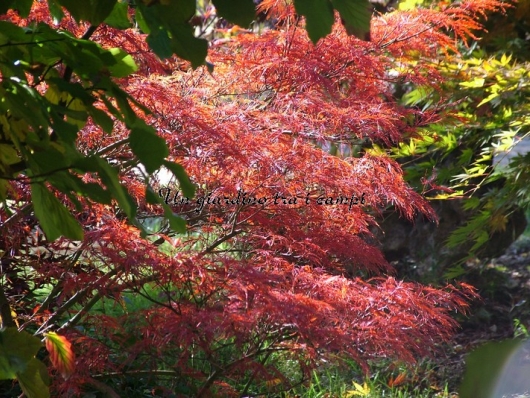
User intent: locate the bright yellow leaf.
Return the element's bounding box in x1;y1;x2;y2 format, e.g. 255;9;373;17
345;381;370;397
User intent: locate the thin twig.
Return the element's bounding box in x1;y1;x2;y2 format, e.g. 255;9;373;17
0;38;65;48
93;137;130;157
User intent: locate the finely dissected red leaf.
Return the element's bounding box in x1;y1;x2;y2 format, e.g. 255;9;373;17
44;332;75;378
0;0;508;395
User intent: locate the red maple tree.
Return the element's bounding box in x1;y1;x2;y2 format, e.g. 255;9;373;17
0;1;507;396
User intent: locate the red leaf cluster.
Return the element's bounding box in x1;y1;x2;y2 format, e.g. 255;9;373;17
1;0;507;395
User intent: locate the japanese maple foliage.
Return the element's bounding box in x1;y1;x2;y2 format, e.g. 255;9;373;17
0;0;509;396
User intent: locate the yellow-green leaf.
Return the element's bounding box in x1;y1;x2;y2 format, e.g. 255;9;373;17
108;48;138;78
459;78;485;88
0;144;20;165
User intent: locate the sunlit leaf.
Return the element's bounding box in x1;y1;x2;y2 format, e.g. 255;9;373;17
459;78;485;88
44;332;75;378
345;381;370;396
107;48;138;78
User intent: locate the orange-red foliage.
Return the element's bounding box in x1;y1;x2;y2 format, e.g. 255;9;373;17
1;0;508;395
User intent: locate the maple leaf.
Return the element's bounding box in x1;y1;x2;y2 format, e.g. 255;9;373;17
345;381;370;396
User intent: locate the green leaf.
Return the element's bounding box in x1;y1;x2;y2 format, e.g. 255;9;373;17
134;8;150;34
0;22;27;46
470;229;489;252
107;48;138;78
443;265;467;280
89;107;114;134
137;2;208;67
460;339;529;398
44;78;94;105
402;86;433;106
294;0;334;43
477;92;500;107
56;0;117;25
146;28;174;59
91;157;137;220
398;0;424;10
206;61;214;74
12;0;33;18
0;356;16;380
46;171;82;194
31;183;84;241
46;171;112;205
80;182;112;204
104;1;131;29
47;0;65;23
162;160;195;198
48;109;81;144
4;82;50;132
47;36;107;78
99;96;125;122
109;86;138;125
28;146;71;175
0;144;20;165
0;0;16;15
129;119;169;174
0;180;9;202
168;24;208;68
331;0;371;40
17;358;50;398
163;207;186;233
212;0;255;27
0;328;42;380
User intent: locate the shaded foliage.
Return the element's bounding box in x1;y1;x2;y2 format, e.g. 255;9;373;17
379;0;530;279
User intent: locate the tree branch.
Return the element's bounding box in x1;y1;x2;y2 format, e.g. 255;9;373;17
0;284;15;328
201;229;243;255
92;369;180;379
